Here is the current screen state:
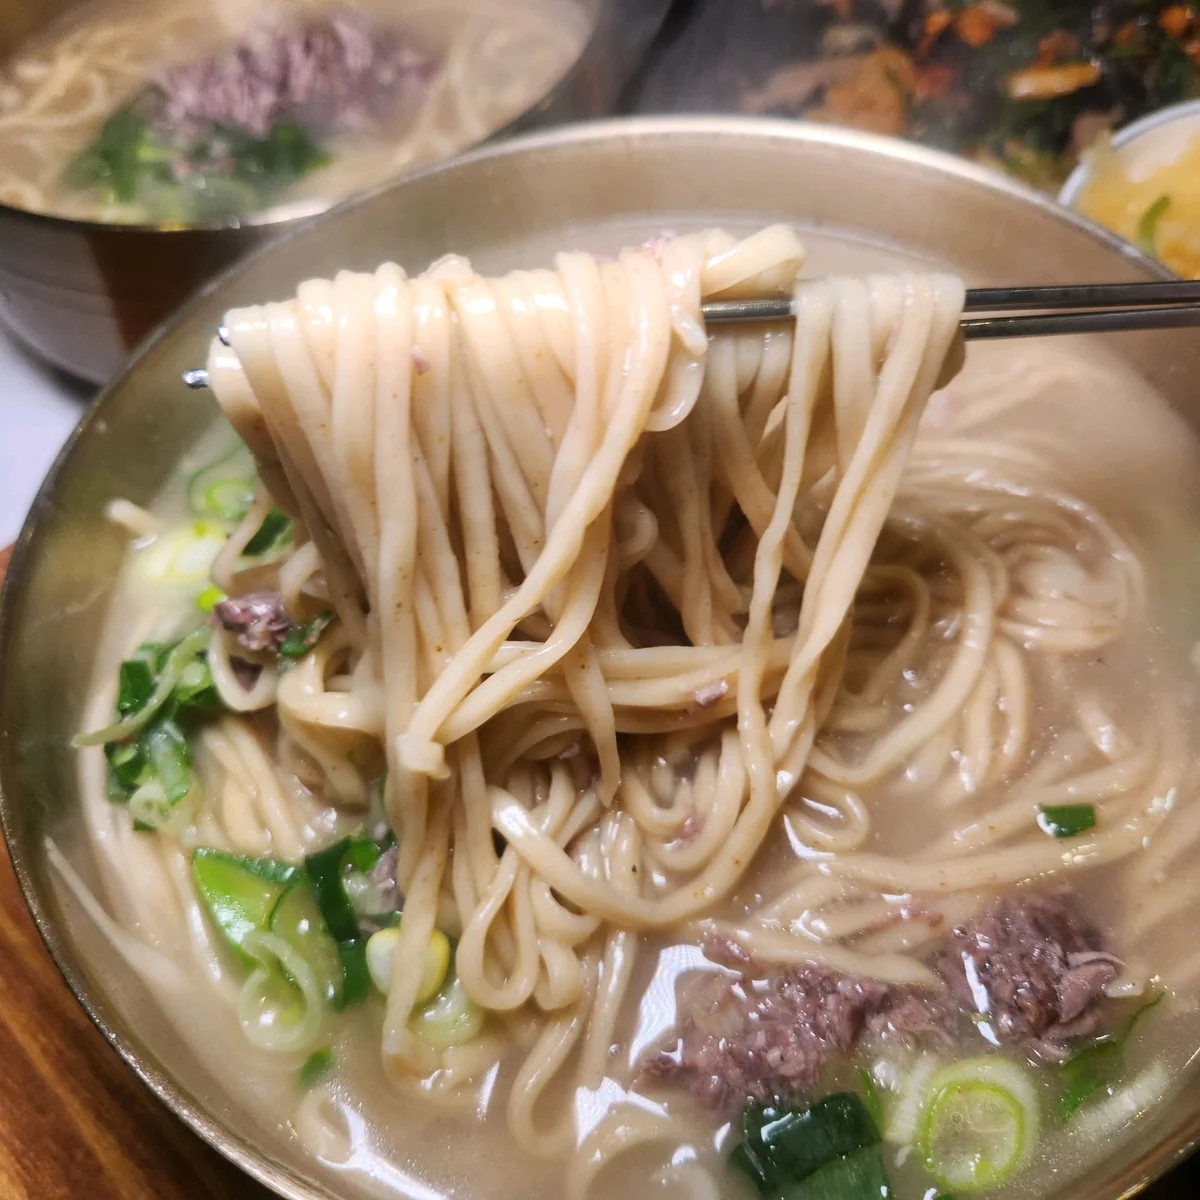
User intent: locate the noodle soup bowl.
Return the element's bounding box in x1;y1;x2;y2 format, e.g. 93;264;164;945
0;0;667;386
3;116;1200;1200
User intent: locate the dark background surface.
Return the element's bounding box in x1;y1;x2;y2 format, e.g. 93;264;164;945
2;0;1199;1195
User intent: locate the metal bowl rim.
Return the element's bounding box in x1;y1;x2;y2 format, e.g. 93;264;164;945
0;113;1183;1200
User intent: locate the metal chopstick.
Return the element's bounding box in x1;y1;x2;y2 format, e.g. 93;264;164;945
960;303;1200;340
962;281;1200;311
701;280;1200;327
182;282;1200;388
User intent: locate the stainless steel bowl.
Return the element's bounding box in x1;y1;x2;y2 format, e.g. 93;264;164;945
2;116;1198;1200
0;0;667;385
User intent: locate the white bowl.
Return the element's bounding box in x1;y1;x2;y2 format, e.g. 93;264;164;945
1059;98;1200;209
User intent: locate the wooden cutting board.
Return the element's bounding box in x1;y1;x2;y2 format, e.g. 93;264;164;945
0;544;1194;1199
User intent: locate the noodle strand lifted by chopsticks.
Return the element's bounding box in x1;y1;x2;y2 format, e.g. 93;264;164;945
184;228;1181;1185
206;227;964;1079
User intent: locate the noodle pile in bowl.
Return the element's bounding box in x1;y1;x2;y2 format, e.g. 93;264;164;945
74;225;1194;1198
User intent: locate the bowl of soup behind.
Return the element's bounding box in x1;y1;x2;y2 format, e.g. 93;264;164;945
4;116;1200;1200
0;0;668;385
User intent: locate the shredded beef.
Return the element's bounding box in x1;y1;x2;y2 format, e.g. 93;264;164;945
157;12;434;141
213;591;291;652
645;892;1124;1107
935;892;1121;1054
643;941;952;1109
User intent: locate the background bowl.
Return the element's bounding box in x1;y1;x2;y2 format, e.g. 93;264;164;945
2;116;1199;1200
0;0;668;386
1059;98;1200;210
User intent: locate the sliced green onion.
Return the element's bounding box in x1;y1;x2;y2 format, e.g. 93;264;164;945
777;1144;892;1200
856;1067;885;1135
192;847;300;968
136;520;229;588
917;1058;1040;1193
243;507;292;558
203;480;254;522
411;975;484;1050
105;738;146;796
269;878;344;1007
187;445;254;521
142;718;193;803
172;657;221;714
1037;803;1096;838
733;1093;882;1196
366;925;450;1002
1071;1059;1169;1141
236;929;324;1053
132;642;170;670
196;584;227;613
116;659;155;715
1137;194;1171;255
279;611;334;659
343;836;382;873
1059;992;1164;1123
885;1052;941;1146
304;837;365;943
128;777;196;837
337;940;371;1008
62;101;148;201
298;1048;334;1091
75;628;211;747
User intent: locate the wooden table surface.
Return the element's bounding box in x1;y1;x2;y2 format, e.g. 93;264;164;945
0;542;1196;1199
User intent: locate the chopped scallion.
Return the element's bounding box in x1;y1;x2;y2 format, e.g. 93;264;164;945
279;611;334;659
1059;992;1164;1123
196;584;227;613
243;508;292;558
192;848;300;967
337;939;371;1008
856;1067;885;1135
917;1057;1040;1193
305;837;363;943
142;718;193;804
75;628;212;747
116;659;155;715
1037;803;1096;838
298;1048;334;1090
732;1093;884;1197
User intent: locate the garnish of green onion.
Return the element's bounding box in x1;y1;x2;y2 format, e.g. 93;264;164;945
917;1058;1039;1193
304;836;365;943
243;507;292;557
196;584;227;613
1037;803;1096;838
1059;992;1164;1123
74;628;211;747
298;1048;334;1090
856;1067;885;1134
116;659;155;715
1137;194;1171;255
279;611;334;659
731;1092;887;1197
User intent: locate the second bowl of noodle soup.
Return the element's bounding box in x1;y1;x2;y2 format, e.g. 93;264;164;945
4;118;1200;1200
0;0;663;382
